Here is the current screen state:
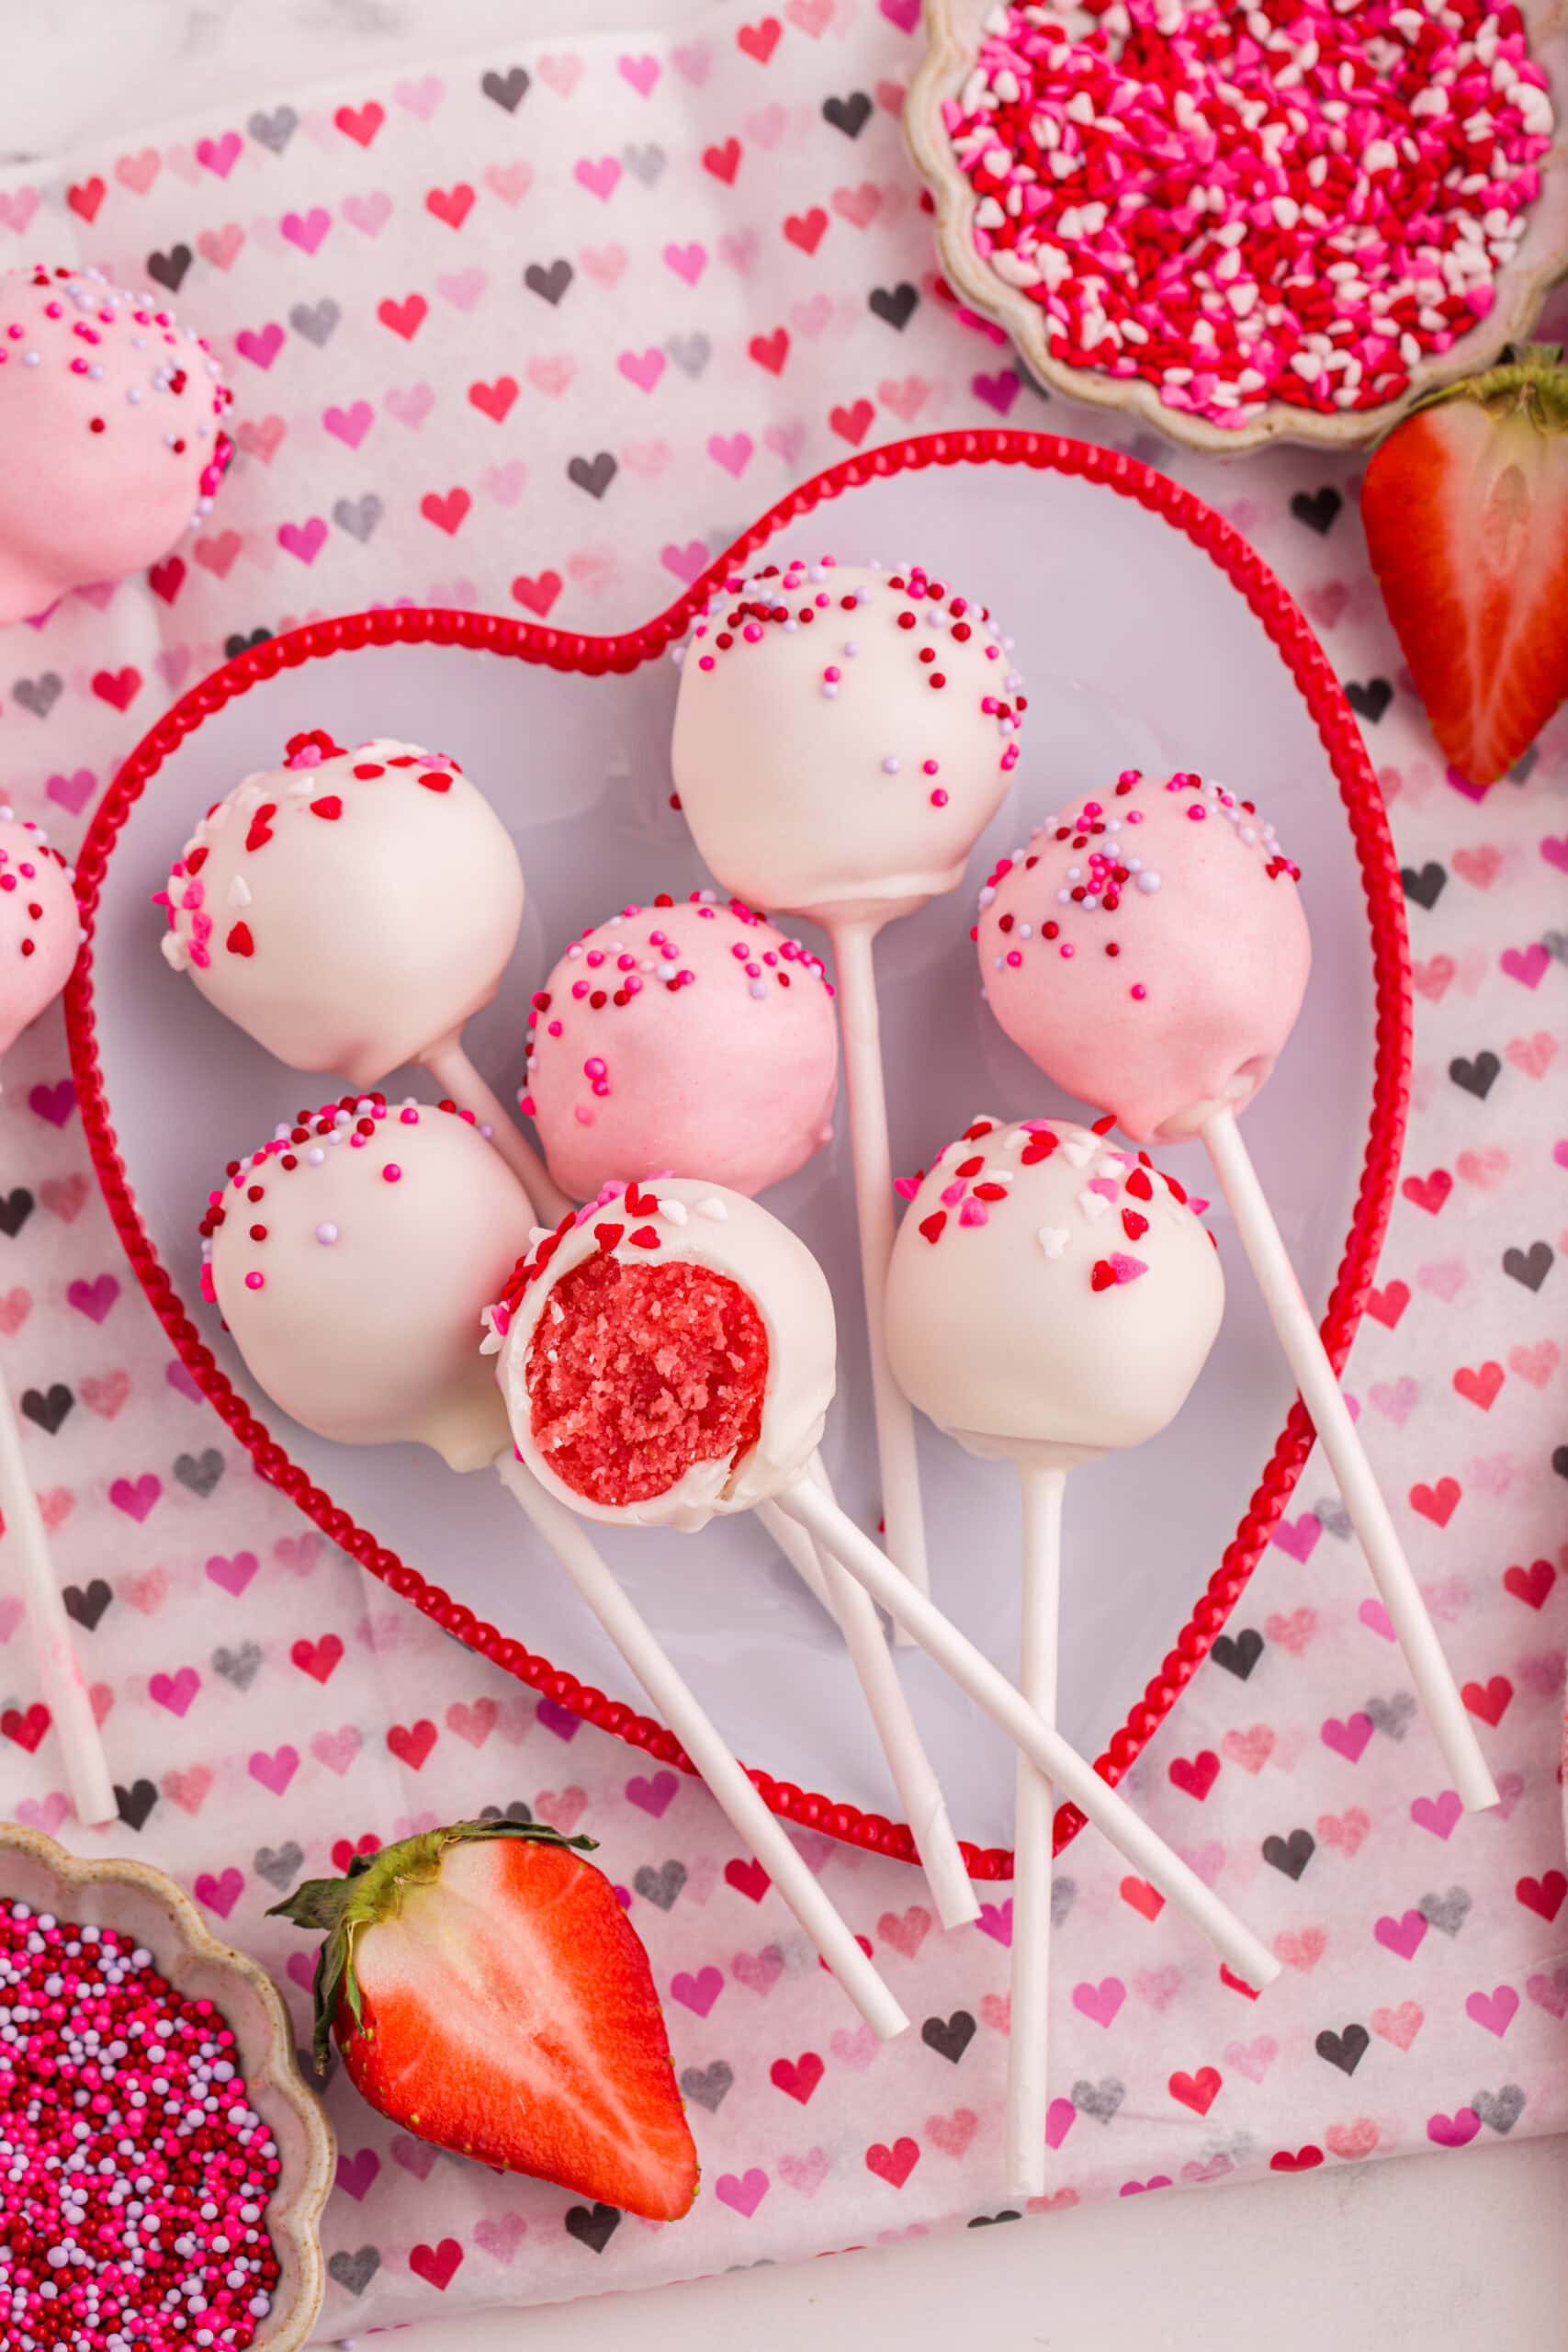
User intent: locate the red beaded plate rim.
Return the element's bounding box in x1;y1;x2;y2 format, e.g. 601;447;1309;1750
65;429;1410;1879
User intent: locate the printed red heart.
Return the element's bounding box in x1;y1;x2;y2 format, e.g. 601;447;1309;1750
829;399;876;446
387;1718;438;1769
1120;1877;1164;1921
420;489;471;537
377;293;428;341
290;1634;343;1683
704;137;743;184
511;571;563;618
1517;1871;1566;1922
1168;1750;1220;1801
1269;2145;1324;2172
1401;1169;1452;1215
749;326;790;375
1452;1362;1504;1409
1503;1558;1555;1610
332;1833;380;1873
1461;1675;1512;1726
726;1856;770;1902
1168;2066;1222;2116
92;668;141;711
67;176;107;222
2;1702;50;1753
468;377;519;423
770;2052;824;2103
1409;1477;1461;1526
864;2136;920;2188
737;17;784;62
1365;1279;1410;1328
149;557;186;605
425;184;476;231
334;101;385;146
408;2240;463;2291
784;207;829;254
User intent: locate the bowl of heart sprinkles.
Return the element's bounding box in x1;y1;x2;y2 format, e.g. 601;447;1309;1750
908;0;1568;450
0;1827;333;2352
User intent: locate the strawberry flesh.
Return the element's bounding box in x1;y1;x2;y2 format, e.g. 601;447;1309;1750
1362;345;1568;788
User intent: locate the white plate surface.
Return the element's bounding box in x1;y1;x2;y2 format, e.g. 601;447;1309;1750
87;460;1377;1853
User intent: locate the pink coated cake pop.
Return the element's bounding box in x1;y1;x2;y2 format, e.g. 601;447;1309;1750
490;1179;835;1532
885;1114;1224;1459
201;1092;536;1471
0;807;80;1056
523;891;839;1202
0;264;232;626
159;732;524;1089
974;769;1311;1141
671;559;1024;919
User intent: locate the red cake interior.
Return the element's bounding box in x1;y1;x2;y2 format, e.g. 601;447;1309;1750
527;1255;769;1508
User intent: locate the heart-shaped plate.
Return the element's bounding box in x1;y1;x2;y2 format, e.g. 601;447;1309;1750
68;432;1408;1871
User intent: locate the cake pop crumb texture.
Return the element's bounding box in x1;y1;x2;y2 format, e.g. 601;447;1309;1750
492;1177;837;1530
976;770;1312;1140
0;808;79;1056
671;558;1024;920
526;1254;769;1509
202;1091;536;1471
0;264;232;626
525;890;839;1202
886;1114;1224;1455
158;734;524;1090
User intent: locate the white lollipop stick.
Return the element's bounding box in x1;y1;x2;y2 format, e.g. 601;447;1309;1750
825;916;928;1619
778;1477;1280;1992
1203;1108;1497;1813
494;1450;908;2041
0;1372;116;1826
756;1495;833;1614
1007;1462;1065;2197
422;1036;574;1226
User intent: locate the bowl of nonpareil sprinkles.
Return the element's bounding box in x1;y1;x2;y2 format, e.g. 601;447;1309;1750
908;0;1568;449
0;1827;333;2352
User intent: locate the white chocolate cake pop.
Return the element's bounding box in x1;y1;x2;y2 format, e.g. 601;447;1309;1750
159;733;524;1091
975;770;1311;1141
671;559;1024;920
0;808;80;1056
0;264;232;626
490;1180;835;1532
201;1092;535;1470
523;891;838;1202
885;1114;1224;1460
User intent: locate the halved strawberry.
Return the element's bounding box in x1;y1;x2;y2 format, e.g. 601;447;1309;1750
272;1819;698;2221
1361;345;1568;788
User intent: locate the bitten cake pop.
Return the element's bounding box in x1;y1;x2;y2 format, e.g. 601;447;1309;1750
160;730;570;1221
524;891;838;1203
491;1179;1279;2001
886;1114;1224;2193
977;770;1496;1816
0;264;232;626
200;1095;903;2041
671;556;1026;1608
0;808;113;1825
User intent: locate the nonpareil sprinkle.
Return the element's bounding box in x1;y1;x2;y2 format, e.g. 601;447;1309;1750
0;1900;281;2351
942;0;1553;429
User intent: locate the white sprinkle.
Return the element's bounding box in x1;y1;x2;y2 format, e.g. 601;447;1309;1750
694;1196;728;1221
1038;1227;1069;1259
657;1197;689;1225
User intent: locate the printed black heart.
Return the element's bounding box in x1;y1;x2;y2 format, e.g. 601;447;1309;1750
1471;2085;1525;2134
1400;862;1446;910
921;2011;976;2064
114;1779;158;1832
175;1448;224;1496
1072;2075;1124;2121
969;2211;1022;2226
1311;1498;1352;1540
247;106;299;153
1262;1828;1314;1881
1364;1692;1416;1740
564;2202;621;2254
1418;1885;1472;1936
1314;2023;1369;2076
869;282;919;332
680;2061;734;2112
632;1859;685;1910
21;1384;73;1436
328;2247;380;2297
0;1189;34;1238
1449;1052;1500;1100
1346;680;1393;723
12;673;62;719
146;245;193;295
224;629;272;660
1509;744;1539;783
213;1640;263;1690
1555;1444;1568;1481
1211;1627;1263;1680
333;493;383;545
568;452;618;501
1290;488;1341;536
525;258;573;305
482;64;531;112
254;1840;305;1891
289;300;341;348
63;1578;112;1632
823;91;874;136
1052;1875;1077;1928
1503;1241;1552;1292
479;1800;533;1824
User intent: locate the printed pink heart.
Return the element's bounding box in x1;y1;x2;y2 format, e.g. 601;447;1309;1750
1427;2109;1481;2148
445;1697;497;1747
975;1898;1012;1945
1500;944;1549;989
716;2167;770;2217
1359;1598;1395;1640
278;517;328;565
395;74;444;119
732;1946;784;1996
323;401;374;449
0;1289;29;1337
876;1905;931;1959
309;1725;361;1775
574;156;622;202
1273;1928;1326;1973
249;1746;299;1794
110;1474;161;1523
1221;1724;1274;1775
195;1868;243;1917
670;1966;723;2016
1410;1790;1462;1838
535;1786;586;1833
473;2214;526;2263
626;1770;678;1816
342;191;393;237
161;1764;210;1814
47;768;96;815
779;2147;829;2195
537;52;585;96
67;1272;118;1324
1271;1513;1320;1562
1375;1910;1428;1960
1072;1976;1125;2028
830;2023;877;2071
280;207;330;254
1321;1712;1373;1763
149;1667;200;1717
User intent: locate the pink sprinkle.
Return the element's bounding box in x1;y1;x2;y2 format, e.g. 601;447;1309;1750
931;788;949;807
1131;983;1147;1000
244;1270;264;1289
382;1163;402;1182
400;1106;420;1124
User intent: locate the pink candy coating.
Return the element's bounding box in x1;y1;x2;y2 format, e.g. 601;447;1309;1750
0;265;231;624
0;809;79;1057
525;894;839;1201
976;771;1311;1140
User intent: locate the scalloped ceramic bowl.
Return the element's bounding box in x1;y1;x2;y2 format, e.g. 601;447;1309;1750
907;0;1568;456
0;1826;333;2352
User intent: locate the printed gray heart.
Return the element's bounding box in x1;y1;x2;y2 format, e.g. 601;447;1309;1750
175;1448;224;1497
254;1840;305;1891
679;2061;734;2112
